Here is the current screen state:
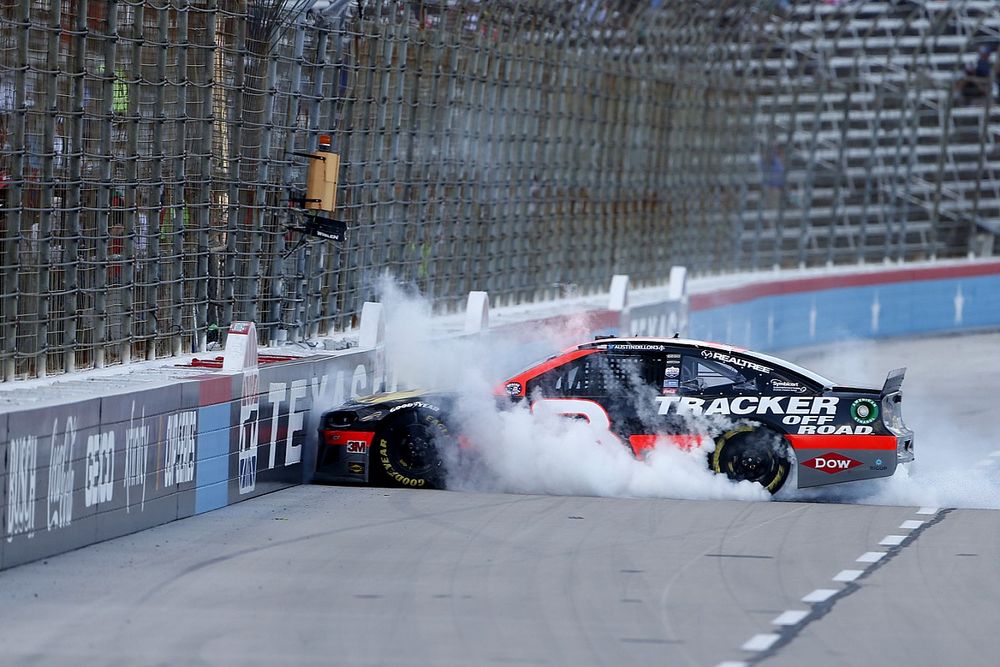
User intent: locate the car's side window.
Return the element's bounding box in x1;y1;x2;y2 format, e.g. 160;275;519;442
679;355;753;395
527;352;657;399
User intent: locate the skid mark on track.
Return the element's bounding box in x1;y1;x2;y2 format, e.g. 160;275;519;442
716;506;951;666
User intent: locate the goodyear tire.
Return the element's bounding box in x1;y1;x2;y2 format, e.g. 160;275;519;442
373;407;449;489
711;427;791;494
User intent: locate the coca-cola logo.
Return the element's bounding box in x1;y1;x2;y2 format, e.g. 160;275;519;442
801;452;862;474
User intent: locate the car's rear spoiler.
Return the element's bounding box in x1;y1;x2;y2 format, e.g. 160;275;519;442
881;368;906;397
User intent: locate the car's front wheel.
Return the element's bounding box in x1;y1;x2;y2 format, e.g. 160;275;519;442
372;408;449;489
711;427;791;494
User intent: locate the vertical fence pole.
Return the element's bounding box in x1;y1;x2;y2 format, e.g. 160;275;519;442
196;0;217;352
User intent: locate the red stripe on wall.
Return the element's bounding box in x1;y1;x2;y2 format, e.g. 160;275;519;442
690;261;1000;311
198;375;233;406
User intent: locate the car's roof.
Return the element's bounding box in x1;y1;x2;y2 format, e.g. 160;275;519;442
580;336;835;387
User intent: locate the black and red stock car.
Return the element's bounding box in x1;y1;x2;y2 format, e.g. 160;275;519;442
315;336;914;494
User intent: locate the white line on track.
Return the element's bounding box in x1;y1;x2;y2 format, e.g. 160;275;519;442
857;551;887;563
741;634;781;652
802;588;839;603
724;506;939;664
989;450;1000;458
772;610;810;626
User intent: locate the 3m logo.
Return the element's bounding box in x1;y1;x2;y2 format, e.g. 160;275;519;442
346;440;368;454
802;452;863;474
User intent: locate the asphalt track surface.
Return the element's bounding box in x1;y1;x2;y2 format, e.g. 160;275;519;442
1;333;999;666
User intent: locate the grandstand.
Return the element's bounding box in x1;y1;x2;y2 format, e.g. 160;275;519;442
740;0;1000;268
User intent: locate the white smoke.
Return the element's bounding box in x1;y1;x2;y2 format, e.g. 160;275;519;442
377;277;768;501
374;279;1000;507
780;335;1000;509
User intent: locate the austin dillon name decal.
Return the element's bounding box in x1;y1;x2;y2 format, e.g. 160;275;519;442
6;435;38;542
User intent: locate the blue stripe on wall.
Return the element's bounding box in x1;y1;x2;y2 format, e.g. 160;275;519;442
690;274;1000;352
196;404;230;514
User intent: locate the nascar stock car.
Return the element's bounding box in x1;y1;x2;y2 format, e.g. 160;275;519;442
315;336;914;494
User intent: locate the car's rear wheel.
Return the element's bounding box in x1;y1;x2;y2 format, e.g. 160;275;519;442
711;427;791;494
372;408;449;489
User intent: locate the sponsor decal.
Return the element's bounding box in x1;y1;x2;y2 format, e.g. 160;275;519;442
870;457;888;471
801;452;863;474
700;350;771;373
389;401;441;413
505;382;522;396
48;417;76;532
851;398;879;425
165;410;197;487
605;343;666;351
265;379;307;468
124;403;149;513
665;353;681;360
769;379;807;394
238;369;260;495
346;440;368;455
85;430;115;507
348;462;366;475
663;366;680;379
7;435;38;542
662;379;679;388
656;395;839;417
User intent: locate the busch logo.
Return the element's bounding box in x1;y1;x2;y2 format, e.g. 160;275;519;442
802;452;862;474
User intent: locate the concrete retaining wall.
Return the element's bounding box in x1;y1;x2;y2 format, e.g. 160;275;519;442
0;278;685;570
7;259;992;570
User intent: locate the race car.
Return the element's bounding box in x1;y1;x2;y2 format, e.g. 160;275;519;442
315;336;914;493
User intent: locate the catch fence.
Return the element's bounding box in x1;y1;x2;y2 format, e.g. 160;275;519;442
2;0;999;380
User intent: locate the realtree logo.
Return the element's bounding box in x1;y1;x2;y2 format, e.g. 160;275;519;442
801;452;862;474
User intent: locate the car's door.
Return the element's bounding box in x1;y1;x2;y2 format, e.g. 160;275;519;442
524;347;664;446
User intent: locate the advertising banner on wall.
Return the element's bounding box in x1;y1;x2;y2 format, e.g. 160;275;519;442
4;398;102;568
97;384;193;542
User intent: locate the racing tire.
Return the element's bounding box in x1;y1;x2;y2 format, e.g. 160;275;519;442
372;408;449;489
711;427;791;494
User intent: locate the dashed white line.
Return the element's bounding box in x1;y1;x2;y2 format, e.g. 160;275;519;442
726;506;939;664
802;588;839;603
772;610;809;626
989;450;1000;458
741;634;781;652
857;551;887;563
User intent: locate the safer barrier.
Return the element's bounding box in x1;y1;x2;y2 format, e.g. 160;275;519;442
0;273;686;570
689;260;1000;351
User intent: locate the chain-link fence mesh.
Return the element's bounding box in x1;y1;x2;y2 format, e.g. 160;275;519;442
2;0;999;380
